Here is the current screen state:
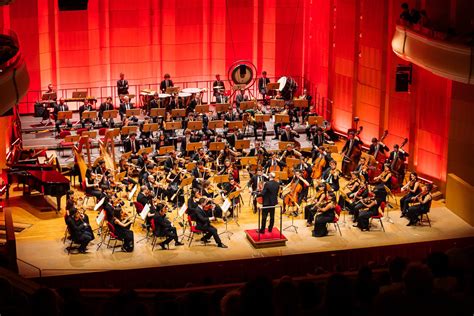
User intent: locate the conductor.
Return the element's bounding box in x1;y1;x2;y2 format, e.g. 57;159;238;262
257;172;280;234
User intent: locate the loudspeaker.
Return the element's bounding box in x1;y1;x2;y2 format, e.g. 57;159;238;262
58;0;88;11
395;72;409;92
239;64;246;76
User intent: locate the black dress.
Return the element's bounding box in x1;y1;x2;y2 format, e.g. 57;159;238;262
113;219;134;252
313;207;335;237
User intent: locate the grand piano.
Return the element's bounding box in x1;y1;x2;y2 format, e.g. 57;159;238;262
6;148;70;212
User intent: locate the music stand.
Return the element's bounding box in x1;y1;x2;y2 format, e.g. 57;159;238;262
159;146;175;155
150;108;166;117
126;109;140;117
326;145;338;153
214;103;229;113
107;128;120;138
308;115;324;126
165;121;182;130
278;141;294;151
186;142;203;152
212;174;230;184
255;114;271;122
142;123;159;133
285;157;299;170
82;111;97;120
58;111;73;120
274;171;288;181
275;114;290;124
293;99;309;108
235;139;250;150
240;157;257;176
137;147;152;155
179;176;194;189
266;83;280;91
195;104;209;113
166;87;180;94
103;110;118;119
185;162;196;171
82;130;97;139
42;92;57;101
171;109;186;118
239;101;256;111
209;142;225;151
228;121;244;130
208;120;224;129
188;121;203;130
270;99;285;108
121;126;138;135
64;135;81;143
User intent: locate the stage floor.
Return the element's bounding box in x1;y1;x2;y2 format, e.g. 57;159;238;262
8;189;474;279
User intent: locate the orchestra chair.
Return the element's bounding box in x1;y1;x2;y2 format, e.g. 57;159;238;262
62;214;70;244
418;211;432;227
65;224;81;255
186;215;205;247
329;205;343;236
150;218;167;251
81;180;97;207
58;130;73;157
132;201;144;226
106;221;125;253
369;202;386;232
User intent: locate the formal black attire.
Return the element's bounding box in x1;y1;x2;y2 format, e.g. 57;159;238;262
117;79;129;95
153;213;179;246
54;103;71;133
160;79;174;93
259;179;279;232
194;206;223;245
313;206;335;237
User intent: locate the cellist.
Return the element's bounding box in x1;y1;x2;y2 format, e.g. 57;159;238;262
282;169;309;216
340;130;362;177
264;152;286;173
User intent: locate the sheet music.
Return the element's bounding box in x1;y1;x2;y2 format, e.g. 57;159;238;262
140;203;151;221
178;203;187;217
128;185;138;200
96;210;105;225
221;198;232;213
94;197;105;211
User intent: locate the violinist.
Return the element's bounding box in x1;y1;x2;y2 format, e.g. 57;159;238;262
321;160;340;192
226;128;244;149
216;146;239;167
406;184;432;226
192;161;212;189
338;171;361;211
191;147;210;164
305;183;327;226
264;152;286;173
166;163;186;207
373;163;393;190
282;169;309;215
218;159;240;183
146;174;166;199
247;168;267;214
195;198;228;248
152;203;184;250
347;180;370;221
340;131;362;177
117;158;137;189
400;172;421;218
247;141;269;162
354;157;369;182
220;176;241;217
354;193;379;231
155;133;171;151
163;150;178;173
294;156;312;200
111;208;134;252
85;168;103;200
94;159;109;177
312;191;336;237
201;180;224;219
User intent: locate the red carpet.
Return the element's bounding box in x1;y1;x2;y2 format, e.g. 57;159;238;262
245;228;287;248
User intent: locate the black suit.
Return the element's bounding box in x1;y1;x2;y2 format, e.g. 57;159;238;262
194;206;222;245
258;77;270;95
260;180;279;231
153;213;178;245
160;79;174;93
117;79;129;95
54;103;71;132
119;102;134;120
123;138;140;154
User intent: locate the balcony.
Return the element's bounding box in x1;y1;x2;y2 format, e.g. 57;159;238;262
392;24;473;84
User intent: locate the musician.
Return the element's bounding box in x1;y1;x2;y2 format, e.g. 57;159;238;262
201;180;224;219
226;129;244;149
216;146;239;168
299;88;313;122
160;73;174;93
311;146;331;179
321;160;340;192
250;104;267;141
111;208;134;252
248;167;267;214
166;164;186;207
247;141;269;162
354;156;369;182
388;144;409;186
78;99;94;128
338;171;361;210
305;183;327;226
282;169;309;215
195;198;228;248
123;132;141;156
84;168;103;199
368;137;389;161
257;172;279;234
66;207;94;253
400;172;421;218
117;158;137;189
340;131;362;176
312;191;336;237
117;73;129;95
264;153;286;173
280;143;302;160
354;193;379;231
139;116;153;147
54;97;71;134
94;160;109;178
258;70;270;101
192;161;212;190
272;106;290;140
99;97;115;127
218;159;240;183
153;203;184;249
406;184;432;226
191;148;210;164
149;92;161;114
235;89;248;113
119;95;136;122
373;163;393;189
347;180;370;221
220;176;241;216
213;74;226;103
280;125;300;143
312;127;328;149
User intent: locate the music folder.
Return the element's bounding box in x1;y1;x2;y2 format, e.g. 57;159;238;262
275;114;290;124
58;111;73;120
165;121;182;130
209;142;225;151
239;101;256;111
121;126;138;135
103;110;118;119
159;146;175;155
186;142;203;152
195;104;209;113
214;103;229;113
126;109;140;117
308;115;324;126
293;99;309;108
235;139;250;150
187;121;203;130
142;123;159;132
255;114;271;122
150;108;166;117
208;120;224;129
270;99;285;108
82;111;97;119
228;121;244;130
171;109;186;117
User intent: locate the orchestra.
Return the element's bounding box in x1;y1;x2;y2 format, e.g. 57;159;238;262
46;71;435;256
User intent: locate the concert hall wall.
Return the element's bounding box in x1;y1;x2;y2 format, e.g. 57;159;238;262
0;0;304;109
303;0;474;189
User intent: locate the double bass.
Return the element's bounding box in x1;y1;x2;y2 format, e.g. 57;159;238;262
343;126;363;174
392;138;408;176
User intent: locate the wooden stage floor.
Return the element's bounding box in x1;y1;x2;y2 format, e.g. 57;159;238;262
7;186;474;279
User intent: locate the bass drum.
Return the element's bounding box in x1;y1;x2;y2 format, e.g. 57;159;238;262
277;76;297;101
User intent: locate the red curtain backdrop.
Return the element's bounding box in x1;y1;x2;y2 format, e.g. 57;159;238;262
0;0;304;113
